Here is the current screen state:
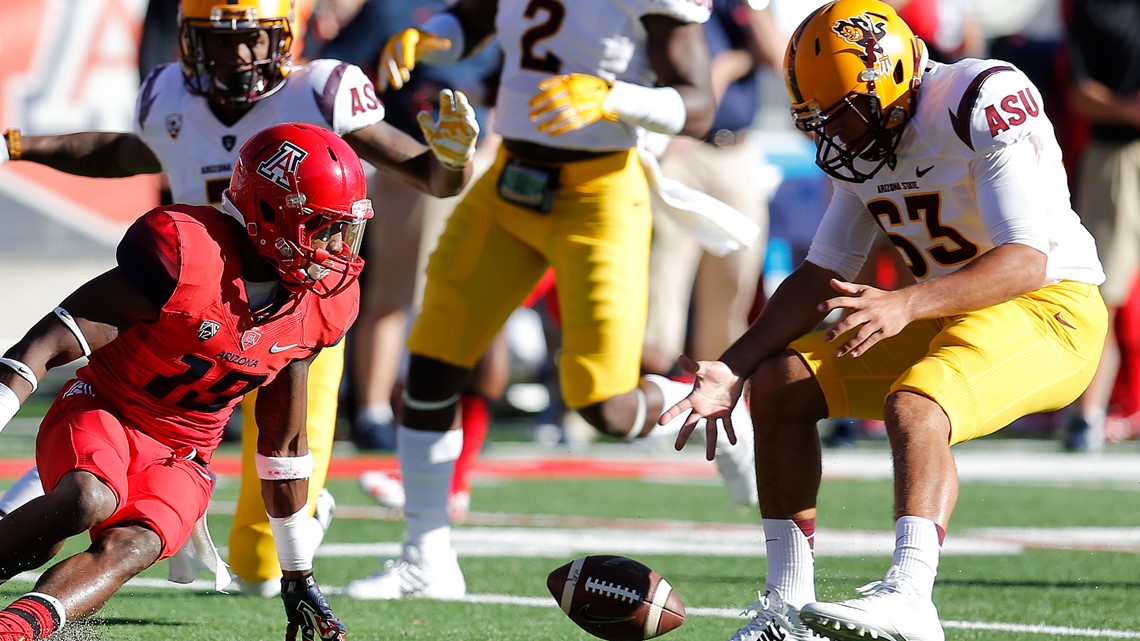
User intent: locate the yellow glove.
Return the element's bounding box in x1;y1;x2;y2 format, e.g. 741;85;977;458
417;89;480;169
528;73;617;136
378;28;453;92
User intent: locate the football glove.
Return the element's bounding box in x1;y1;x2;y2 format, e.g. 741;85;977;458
417;89;480;169
528;73;617;136
378;27;452;92
281;573;346;641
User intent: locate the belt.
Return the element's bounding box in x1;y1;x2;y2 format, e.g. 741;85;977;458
705;128;749;148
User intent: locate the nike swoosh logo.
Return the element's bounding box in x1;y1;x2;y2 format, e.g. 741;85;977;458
269;342;298;353
577;606;635;625
916;165;934;177
1054;312;1076;329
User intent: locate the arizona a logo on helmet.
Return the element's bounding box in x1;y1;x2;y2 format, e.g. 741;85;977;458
256;142;309;190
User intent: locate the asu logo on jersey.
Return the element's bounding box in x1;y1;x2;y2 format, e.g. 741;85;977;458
256;142;308;190
833;13;891;80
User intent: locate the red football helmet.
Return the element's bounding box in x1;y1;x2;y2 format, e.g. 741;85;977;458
225;122;372;298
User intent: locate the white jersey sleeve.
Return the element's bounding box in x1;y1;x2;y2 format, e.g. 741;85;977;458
298;59;386;136
805;181;879;281
632;0;712;24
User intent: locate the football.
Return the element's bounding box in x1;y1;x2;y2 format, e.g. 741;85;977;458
546;555;686;641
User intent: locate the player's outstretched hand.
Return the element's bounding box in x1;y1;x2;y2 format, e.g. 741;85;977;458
378;28;452;92
528;73;615;136
417;89;480;169
659;355;744;461
282;573;346;641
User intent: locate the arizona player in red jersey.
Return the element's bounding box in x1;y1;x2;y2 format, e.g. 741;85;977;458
0;122;363;641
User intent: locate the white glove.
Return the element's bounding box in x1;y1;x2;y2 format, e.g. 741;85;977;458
0;138;9;165
417;89;479;169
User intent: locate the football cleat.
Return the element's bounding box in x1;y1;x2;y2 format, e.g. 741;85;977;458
360;471;406;509
729;590;824;641
344;542;466;600
716;398;759;507
799;570;944;641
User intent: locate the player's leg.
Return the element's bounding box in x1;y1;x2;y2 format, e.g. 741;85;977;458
451;331;510;522
345;151;547;599
800;282;1107;641
230;342;343;596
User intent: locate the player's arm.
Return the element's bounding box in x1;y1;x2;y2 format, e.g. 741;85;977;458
345;115;473;198
6;131;162;177
375;0;498;91
0;267;159;424
642;15;716;138
254;353;346;641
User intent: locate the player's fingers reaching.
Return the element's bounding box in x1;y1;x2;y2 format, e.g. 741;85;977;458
378;29;452;92
417;89;479;169
529;73;613;136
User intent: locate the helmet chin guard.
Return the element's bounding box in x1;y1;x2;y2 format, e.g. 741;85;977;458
225;123;372;298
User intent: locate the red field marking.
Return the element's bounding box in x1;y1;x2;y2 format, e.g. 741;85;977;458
0;455;719;480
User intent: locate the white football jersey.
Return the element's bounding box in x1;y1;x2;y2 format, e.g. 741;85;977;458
133;60;385;205
494;0;711;152
807;59;1104;286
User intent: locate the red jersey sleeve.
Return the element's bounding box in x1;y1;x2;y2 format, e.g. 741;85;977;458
117;208;182;311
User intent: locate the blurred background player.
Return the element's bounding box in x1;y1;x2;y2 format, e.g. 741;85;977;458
663;1;1106;639
342;0;759;601
1060;0;1140;451
0;0;477;597
304;0;508;522
0;122;360;641
642;0;783;505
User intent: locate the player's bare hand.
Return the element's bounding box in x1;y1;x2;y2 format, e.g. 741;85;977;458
282;574;346;641
528;73;615;136
378;28;452;92
818;279;914;357
659;354;744;461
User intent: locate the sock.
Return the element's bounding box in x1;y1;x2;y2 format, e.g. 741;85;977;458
0;468;43;516
0;593;65;639
452;394;489;496
357;403;394;426
641;375;694;441
762;519;816;608
793;518;816;550
397;425;462;557
890;516;941;600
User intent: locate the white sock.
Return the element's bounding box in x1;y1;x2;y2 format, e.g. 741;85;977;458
0;467;43;516
397;425;462;557
762;519;816;608
357;403;394;426
641;375;695;441
890;516;941;599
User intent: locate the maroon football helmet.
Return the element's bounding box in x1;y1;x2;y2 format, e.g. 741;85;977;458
225;122;372;297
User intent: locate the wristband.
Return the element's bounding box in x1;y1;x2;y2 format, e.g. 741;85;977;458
54;307;92;357
603;82;687;135
4;128;20;161
0;383;19;432
0;358;38;393
255;451;314;480
268;506;312;572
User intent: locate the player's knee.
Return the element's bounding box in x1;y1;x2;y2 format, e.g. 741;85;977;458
751;353;824;420
91;525;163;576
577;397;637;439
51;471;118;531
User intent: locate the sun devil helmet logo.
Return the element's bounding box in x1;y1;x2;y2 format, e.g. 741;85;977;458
256;141;309;190
833;13;891;79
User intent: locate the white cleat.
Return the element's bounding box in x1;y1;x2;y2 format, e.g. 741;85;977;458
716;399;759;507
729;590;825;641
360;470;407;509
799;572;944;641
344;542;466;600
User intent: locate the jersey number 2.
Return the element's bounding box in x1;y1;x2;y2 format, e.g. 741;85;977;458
520;0;565;74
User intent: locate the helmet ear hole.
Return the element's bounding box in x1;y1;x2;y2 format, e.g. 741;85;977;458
893;60;905;84
260;200;276;224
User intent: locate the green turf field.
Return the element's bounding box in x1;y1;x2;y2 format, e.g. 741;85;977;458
0;432;1137;641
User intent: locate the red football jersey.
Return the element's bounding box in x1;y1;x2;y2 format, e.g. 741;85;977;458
76;205;359;462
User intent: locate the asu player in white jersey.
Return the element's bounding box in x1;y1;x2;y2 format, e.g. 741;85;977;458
0;0;478;598
341;0;760;600
661;1;1107;640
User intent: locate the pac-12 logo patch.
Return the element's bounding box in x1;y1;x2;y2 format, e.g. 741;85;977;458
256;141;308;190
198;320;220;341
165;113;183;139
